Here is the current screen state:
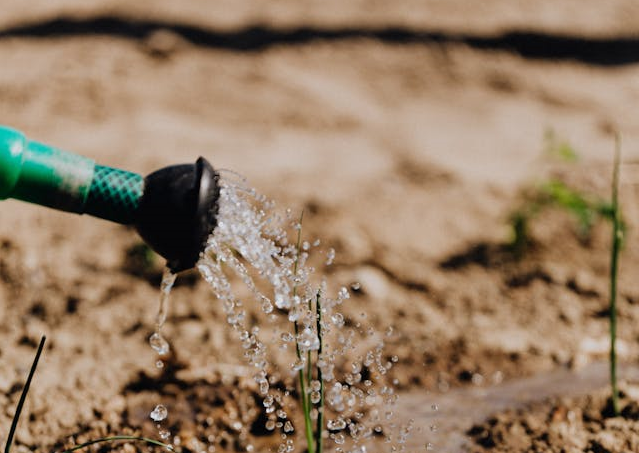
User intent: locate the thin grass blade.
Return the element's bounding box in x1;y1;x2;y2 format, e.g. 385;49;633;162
609;133;622;416
4;336;46;453
57;436;173;453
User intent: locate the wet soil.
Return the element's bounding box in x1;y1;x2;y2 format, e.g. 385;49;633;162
3;2;639;453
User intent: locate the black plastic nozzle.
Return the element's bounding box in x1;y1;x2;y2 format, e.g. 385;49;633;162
135;157;220;273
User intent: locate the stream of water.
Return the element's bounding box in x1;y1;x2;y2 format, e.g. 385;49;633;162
149;176;409;453
149;268;176;365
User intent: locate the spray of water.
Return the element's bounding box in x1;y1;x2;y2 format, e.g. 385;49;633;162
190;176;407;453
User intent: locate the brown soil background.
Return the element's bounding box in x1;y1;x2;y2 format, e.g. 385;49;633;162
3;2;639;452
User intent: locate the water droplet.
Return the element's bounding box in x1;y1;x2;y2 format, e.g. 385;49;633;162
291;357;306;371
430;424;438;432
288;306;301;322
284;421;294;433
326;248;336;266
331;313;345;327
337;286;350;300
159;429;171;440
275;293;290;309
155;360;164;369
328;418;347;430
426;442;434;451
149;332;169;356
333;433;345;445
261;298;273;314
150;404;168;422
281;332;294;342
350;282;361;291
431;404;439;412
297;327;320;352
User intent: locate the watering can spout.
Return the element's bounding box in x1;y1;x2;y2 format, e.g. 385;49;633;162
0;125;220;272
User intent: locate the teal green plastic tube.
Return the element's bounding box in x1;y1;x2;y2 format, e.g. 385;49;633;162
0;126;143;224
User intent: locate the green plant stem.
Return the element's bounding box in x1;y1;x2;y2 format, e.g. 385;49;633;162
58;436;173;453
315;291;325;453
5;336;46;453
306;293;314;403
290;211;315;453
294;324;314;453
609;135;622;416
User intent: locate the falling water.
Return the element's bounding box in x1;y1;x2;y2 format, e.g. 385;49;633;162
193;176;408;453
148;267;176;443
150;268;176;365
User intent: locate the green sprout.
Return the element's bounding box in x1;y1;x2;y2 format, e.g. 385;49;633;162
291;211;325;453
608;134;622;416
544;128;579;162
508;179;616;256
511;132;626;416
508;138;621;256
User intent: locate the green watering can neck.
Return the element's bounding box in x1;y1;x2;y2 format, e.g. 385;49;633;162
0;125;220;272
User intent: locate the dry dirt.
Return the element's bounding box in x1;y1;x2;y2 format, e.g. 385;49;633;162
3;2;639;453
467;383;639;453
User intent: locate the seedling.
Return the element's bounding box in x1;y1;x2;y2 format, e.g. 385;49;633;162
291;212;325;453
510;133;626;417
508;135;620;256
507;132;629;417
608;135;622;416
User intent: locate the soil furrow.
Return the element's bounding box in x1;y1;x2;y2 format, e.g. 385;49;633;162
2;16;639;65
